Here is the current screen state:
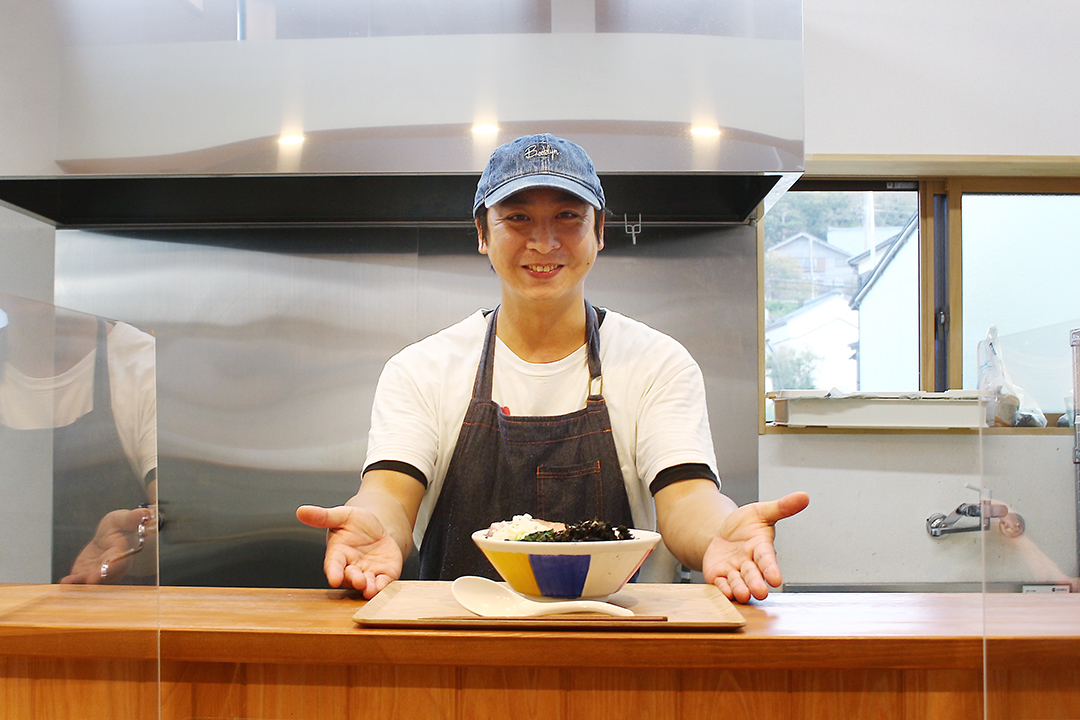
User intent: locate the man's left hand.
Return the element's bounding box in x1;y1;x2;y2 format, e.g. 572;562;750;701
702;491;810;603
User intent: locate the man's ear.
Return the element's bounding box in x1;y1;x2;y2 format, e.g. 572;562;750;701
596;212;605;251
476;217;488;254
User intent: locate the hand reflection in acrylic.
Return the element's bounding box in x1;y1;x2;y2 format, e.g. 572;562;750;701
0;291;158;584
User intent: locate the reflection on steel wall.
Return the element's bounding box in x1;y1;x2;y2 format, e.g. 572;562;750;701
54;224;757;587
0;291;158;586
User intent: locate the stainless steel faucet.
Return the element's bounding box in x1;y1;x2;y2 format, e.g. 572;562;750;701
927;495;1025;538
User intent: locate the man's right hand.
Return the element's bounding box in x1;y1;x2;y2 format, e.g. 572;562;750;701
296;504;404;599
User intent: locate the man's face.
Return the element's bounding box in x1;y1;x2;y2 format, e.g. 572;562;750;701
477;187;604;309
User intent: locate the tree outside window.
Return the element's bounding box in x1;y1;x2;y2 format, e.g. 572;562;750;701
763;188;918;394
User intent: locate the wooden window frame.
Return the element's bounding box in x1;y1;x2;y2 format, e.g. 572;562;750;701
760;174;1080;434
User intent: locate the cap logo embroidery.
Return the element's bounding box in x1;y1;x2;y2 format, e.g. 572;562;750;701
523;143;560;160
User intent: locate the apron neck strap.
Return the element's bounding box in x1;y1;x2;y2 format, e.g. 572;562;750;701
472;301;604;402
583;299;602;382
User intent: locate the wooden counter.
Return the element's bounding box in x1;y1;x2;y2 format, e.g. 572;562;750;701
1;584;1078;719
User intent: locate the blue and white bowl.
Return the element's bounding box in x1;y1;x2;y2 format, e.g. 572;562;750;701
471;528;661;599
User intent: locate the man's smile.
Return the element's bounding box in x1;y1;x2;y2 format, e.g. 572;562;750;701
525;264;562;274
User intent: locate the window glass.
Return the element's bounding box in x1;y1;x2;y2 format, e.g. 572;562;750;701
961;194;1080;415
763;189;920;395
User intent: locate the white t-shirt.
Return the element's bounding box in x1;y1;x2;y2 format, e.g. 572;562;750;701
364;308;719;579
0;321;158;484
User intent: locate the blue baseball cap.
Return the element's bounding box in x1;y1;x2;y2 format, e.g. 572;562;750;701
473;133;606;214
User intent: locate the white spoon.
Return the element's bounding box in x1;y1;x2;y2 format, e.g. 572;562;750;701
451;576;634;618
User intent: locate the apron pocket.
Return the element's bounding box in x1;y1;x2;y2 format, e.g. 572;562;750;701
536;460;603;522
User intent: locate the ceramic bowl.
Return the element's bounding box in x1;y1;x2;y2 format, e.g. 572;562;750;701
470;528;661;599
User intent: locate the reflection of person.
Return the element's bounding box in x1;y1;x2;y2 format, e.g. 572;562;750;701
59;505;156;584
298;134;808;602
0;294;157;583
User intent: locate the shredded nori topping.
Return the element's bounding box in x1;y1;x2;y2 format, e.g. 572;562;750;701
520;518;633;542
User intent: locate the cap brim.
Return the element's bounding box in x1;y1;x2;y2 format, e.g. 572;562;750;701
477;174;603;212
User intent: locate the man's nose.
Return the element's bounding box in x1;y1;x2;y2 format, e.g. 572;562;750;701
526;220;561;252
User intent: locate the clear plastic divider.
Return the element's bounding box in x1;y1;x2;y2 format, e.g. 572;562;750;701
978;325;1080;720
0;290;159;719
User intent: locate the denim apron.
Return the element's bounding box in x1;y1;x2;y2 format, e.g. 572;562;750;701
418;300;634;580
49;320;147;582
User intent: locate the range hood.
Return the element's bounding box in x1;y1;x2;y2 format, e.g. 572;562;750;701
0;116;800;229
0;1;803;230
0;171;786;229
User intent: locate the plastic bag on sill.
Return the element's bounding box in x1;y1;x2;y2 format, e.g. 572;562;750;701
977;326;1047;427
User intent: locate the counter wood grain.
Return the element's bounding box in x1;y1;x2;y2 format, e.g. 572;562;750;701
1;584;1077;720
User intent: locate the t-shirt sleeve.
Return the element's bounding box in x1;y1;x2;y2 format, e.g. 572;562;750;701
632;350;720;491
364;352;442;489
649;462;719;494
362;459;428;487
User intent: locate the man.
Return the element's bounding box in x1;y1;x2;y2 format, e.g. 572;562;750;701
298;133;808;602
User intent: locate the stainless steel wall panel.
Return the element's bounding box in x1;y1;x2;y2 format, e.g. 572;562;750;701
54;224;757;586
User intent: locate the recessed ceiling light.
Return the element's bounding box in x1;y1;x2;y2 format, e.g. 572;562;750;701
472;124;500;135
690;126;722;137
279;134;305;145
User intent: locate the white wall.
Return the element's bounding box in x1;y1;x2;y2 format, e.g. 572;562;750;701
0;0;61;175
0;0;60;296
0;205;56;583
0;206;55;304
0;0;61;579
760;433;1077;588
0;423;53;583
803;0;1080;157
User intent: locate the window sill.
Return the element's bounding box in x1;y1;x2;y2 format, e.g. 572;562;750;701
762;424;1073;436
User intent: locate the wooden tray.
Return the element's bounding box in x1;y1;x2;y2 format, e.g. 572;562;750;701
353;581;745;631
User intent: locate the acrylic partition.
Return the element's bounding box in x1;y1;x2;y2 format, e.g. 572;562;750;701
51;217;760;589
757;329;1079;715
979;326;1080;719
0;290;160;719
